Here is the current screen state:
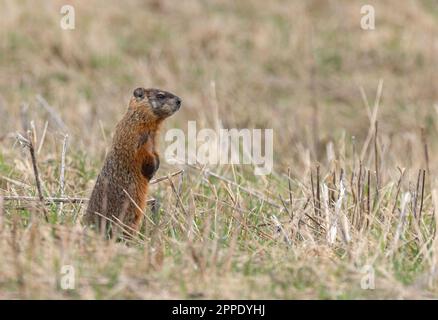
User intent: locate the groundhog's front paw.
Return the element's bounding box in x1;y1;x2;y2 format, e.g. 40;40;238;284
141;155;159;180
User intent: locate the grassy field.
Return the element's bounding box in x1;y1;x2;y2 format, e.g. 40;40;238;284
1;0;438;299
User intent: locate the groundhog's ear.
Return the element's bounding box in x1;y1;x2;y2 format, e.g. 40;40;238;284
133;87;145;100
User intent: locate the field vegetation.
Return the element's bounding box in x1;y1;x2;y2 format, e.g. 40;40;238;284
1;0;438;298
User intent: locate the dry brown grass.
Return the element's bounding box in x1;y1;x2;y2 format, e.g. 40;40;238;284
1;0;438;299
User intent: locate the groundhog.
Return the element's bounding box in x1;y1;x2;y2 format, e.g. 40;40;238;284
84;87;181;237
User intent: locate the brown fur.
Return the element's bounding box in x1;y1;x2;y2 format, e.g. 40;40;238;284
84;87;181;237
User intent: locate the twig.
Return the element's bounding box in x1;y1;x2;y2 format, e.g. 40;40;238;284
356;162;363;228
122;189;156;226
330;170;337;208
287;167;294;220
374;121;380;200
150;169;184;184
421;128;430;178
310;170;316;216
390;192;411;256
3;196;89;203
2;170;182;205
419;169;426;221
413;169;421;219
167;174;188;216
366;169;371;230
111;209;148;240
271;214;291;246
350;169;356;204
193;193;248;215
279;194;290;217
3;195;157;204
16;131;48;222
316;164;321;216
60;134;68;194
293;195;326;232
0;175;30;188
0;195;3;231
58;134;69;214
391;168;406;217
37;121;48;154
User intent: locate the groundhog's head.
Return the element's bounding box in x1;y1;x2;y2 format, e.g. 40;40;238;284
129;87;181;120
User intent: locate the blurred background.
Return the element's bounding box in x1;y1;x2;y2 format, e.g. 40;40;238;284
1;0;437;178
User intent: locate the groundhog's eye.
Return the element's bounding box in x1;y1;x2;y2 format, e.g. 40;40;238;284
156;93;166;100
